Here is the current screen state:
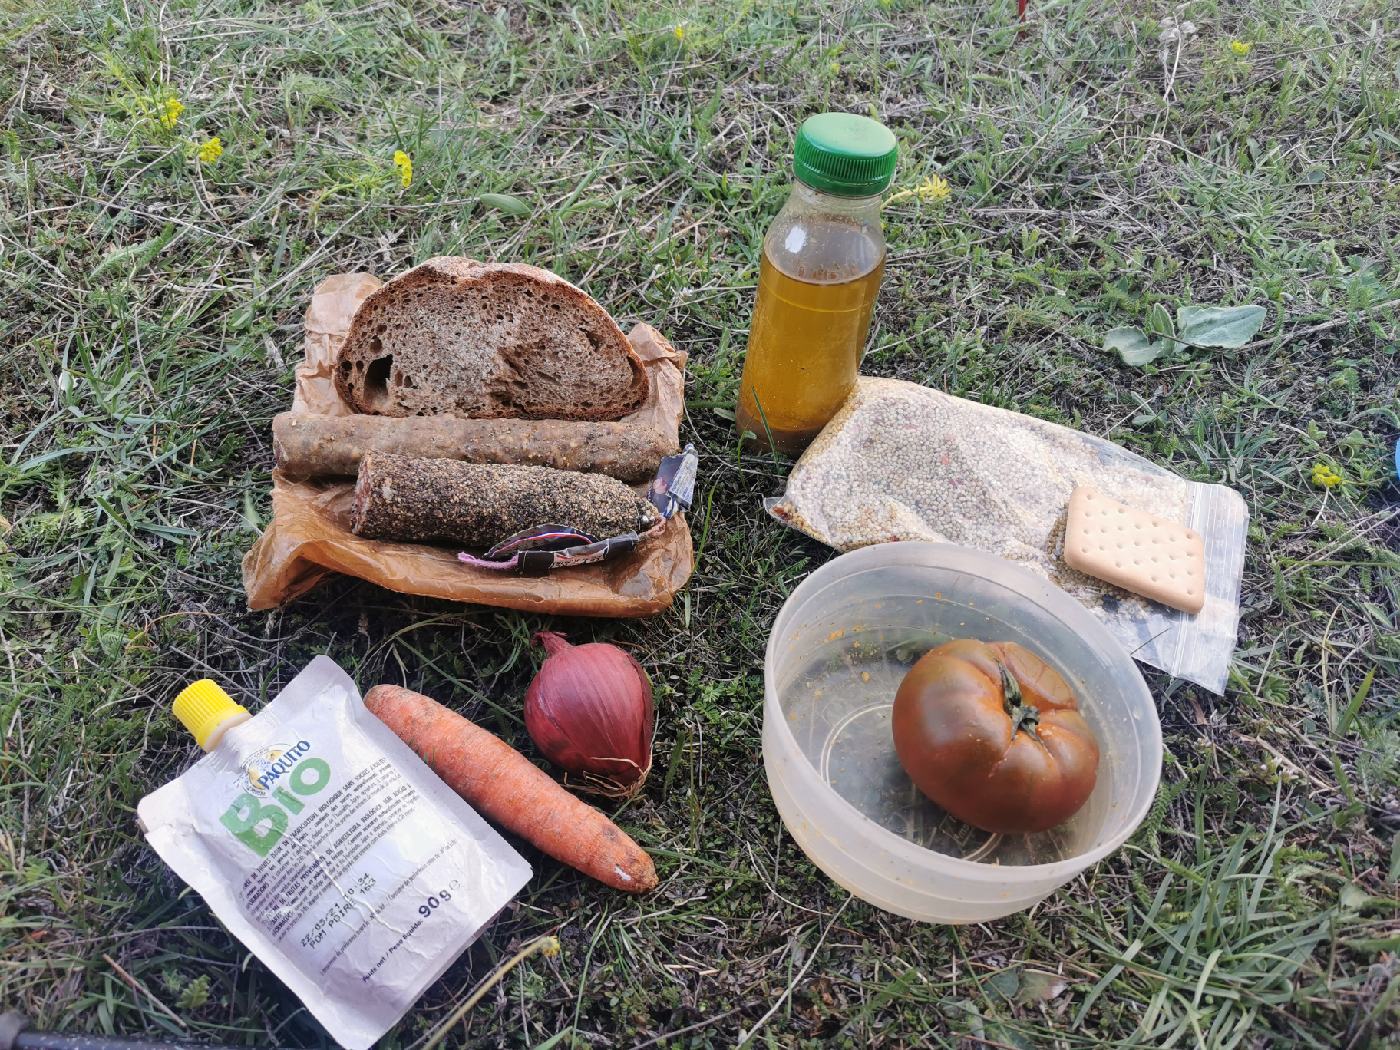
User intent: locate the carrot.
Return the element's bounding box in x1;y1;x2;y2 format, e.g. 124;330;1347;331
365;684;658;894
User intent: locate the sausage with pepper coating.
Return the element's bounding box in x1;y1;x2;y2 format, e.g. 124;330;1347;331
351;453;661;548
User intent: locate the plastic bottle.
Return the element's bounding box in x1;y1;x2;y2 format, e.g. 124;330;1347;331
737;112;897;456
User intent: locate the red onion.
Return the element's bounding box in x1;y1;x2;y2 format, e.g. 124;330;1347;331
524;631;653;798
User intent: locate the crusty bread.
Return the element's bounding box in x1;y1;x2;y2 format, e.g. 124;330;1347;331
333;257;648;420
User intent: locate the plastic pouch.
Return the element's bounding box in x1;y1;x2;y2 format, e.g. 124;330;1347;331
767;378;1247;693
137;657;531;1049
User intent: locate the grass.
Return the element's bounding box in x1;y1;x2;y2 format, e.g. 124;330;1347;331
2;0;1398;1046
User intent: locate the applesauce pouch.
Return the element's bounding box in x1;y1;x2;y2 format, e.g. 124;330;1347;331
137;656;531;1049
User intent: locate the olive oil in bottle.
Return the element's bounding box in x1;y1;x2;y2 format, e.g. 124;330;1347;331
736;113;896;456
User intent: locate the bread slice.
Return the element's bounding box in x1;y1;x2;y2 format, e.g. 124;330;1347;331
332;257;648;420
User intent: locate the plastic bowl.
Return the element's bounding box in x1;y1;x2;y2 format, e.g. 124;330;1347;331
762;542;1162;923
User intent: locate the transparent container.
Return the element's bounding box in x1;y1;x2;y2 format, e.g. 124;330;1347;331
736;113;895;456
762;542;1162;923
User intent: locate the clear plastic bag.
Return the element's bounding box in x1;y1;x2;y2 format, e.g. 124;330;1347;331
767;378;1247;693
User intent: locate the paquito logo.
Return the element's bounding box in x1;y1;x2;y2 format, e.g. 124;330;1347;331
240;740;313;797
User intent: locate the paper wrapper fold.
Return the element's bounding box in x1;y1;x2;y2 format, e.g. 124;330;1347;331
242;272;693;615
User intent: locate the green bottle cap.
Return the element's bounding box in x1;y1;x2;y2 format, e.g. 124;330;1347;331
792;113;897;197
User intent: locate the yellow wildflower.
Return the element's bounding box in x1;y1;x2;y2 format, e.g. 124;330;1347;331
1229;40;1252;56
887;174;953;206
196;137;223;164
159;96;184;130
1309;463;1343;489
917;174;952;203
393;149;413;189
673;24;686;42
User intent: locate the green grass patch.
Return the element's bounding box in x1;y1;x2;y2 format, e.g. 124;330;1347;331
2;0;1397;1045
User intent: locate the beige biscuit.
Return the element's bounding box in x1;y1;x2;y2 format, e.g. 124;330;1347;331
1064;486;1205;614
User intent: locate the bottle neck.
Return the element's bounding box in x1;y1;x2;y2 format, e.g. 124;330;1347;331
790;179;884;218
203;710;251;751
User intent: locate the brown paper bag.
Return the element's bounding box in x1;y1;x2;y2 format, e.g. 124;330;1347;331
242;273;693;615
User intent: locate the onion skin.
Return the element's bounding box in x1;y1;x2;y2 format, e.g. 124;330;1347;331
525;631;654;798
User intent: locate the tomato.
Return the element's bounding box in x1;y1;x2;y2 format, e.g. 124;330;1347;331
891;639;1099;835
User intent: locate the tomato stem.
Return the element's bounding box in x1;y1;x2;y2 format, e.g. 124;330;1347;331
999;664;1041;738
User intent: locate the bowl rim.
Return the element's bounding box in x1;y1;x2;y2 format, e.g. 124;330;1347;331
764;541;1164;883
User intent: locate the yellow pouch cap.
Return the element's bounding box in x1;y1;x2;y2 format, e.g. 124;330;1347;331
173;679;249;750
